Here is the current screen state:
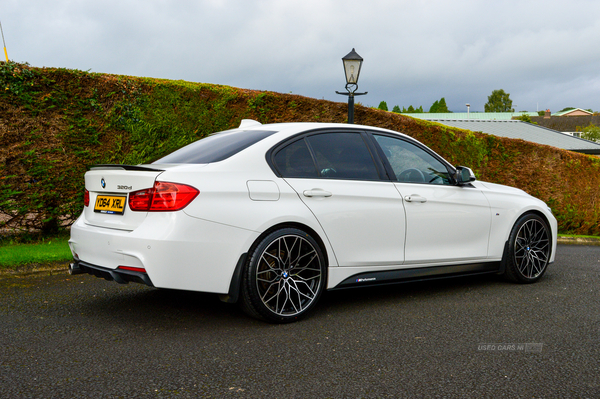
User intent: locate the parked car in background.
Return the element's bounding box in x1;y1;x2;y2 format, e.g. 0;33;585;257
69;120;557;323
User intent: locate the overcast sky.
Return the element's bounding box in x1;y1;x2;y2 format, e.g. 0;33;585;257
3;0;600;113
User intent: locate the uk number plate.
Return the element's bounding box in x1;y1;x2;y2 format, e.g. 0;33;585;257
94;195;127;215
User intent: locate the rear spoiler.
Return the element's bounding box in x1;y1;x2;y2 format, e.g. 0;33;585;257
90;164;165;172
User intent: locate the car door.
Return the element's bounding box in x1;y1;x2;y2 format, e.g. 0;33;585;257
272;130;406;268
372;134;492;264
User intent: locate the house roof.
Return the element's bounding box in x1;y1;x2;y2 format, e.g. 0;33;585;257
401;112;538;120
552;108;593;117
428;119;600;154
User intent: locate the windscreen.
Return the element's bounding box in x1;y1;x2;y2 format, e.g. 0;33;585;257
153;129;277;164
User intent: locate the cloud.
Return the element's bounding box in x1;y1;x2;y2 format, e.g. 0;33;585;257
3;0;600;112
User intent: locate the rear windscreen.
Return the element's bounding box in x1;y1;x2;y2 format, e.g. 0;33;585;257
153;129;276;164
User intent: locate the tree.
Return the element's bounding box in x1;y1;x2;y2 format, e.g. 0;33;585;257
484;89;513;112
378;101;388;111
429;100;439;113
437;97;449;113
392;105;401;113
429;100;440;114
578;123;600;143
516;114;536;124
429;97;450;113
403;105;424;113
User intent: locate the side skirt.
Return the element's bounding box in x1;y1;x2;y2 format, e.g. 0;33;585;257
331;261;501;290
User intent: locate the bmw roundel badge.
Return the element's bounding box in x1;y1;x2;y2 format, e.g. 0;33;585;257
101;178;106;189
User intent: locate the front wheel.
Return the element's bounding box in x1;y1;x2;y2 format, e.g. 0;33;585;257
240;228;326;323
504;213;551;283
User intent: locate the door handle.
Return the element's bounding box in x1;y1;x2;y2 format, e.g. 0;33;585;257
303;189;333;198
404;194;427;203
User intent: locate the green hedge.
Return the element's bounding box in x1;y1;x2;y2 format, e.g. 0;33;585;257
2;62;600;235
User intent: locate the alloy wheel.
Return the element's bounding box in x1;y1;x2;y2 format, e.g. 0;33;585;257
513;218;550;279
255;234;323;317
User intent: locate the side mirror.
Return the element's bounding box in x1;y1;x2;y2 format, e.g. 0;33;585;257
455;166;476;185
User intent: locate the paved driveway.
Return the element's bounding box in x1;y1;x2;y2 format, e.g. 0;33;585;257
1;245;599;398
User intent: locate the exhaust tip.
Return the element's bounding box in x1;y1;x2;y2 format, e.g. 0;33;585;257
68;262;82;275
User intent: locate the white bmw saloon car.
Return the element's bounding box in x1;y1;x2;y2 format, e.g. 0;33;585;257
69;120;557;323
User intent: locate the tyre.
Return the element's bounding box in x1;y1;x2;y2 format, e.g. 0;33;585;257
504;213;551;283
240;228;326;323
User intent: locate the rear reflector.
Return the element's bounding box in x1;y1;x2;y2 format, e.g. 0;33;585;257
128;181;199;212
84;189;90;207
117;266;147;273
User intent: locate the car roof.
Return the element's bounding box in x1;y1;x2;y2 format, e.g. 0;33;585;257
240;121;412;141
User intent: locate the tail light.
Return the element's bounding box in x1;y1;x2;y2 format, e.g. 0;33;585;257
128;181;199;212
84;189;90;207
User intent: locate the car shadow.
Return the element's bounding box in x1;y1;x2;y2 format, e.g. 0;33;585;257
76;280;267;330
74;271;520;328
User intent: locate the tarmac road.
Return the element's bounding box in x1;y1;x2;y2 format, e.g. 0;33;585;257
1;244;599;398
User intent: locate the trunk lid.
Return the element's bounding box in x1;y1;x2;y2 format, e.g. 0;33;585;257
84;165;164;231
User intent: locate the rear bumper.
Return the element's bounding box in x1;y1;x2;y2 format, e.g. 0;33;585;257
70;259;154;286
69;211;259;294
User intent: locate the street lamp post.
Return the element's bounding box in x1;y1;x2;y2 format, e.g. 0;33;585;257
336;48;367;124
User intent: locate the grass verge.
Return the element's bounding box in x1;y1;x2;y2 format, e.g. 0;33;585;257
0;236;72;271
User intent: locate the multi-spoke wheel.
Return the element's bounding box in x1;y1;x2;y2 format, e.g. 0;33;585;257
505;213;551;283
240;228;326;323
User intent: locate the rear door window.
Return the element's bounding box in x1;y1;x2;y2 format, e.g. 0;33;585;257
273;132;380;181
307;132;380;180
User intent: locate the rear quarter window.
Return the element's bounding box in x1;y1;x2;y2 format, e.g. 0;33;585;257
273;139;319;178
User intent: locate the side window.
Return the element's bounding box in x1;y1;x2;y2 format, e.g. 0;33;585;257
374;135;451;185
273;139;318;178
306;133;380;180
